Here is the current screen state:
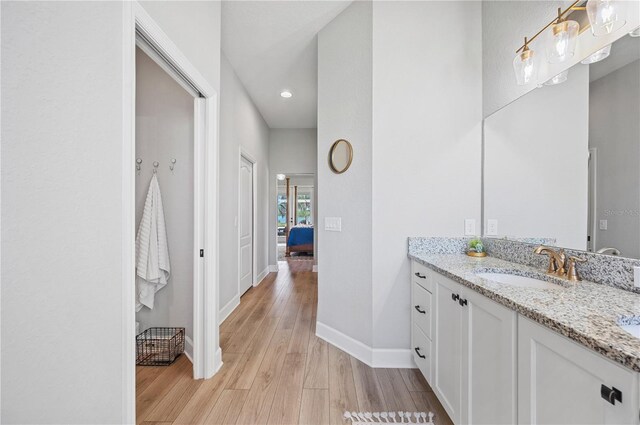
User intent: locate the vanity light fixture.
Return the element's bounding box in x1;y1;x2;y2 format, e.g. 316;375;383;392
547;8;580;64
276;173;286;180
280;90;293;98
586;0;627;36
630;26;640;37
513;37;538;85
544;69;569;86
581;44;612;64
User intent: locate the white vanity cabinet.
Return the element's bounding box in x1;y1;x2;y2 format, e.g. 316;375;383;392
410;259;640;425
518;317;639;424
414;264;516;424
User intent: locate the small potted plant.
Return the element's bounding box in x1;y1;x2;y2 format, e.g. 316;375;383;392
467;238;487;258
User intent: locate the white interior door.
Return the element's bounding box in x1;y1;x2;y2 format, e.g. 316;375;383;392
239;156;254;294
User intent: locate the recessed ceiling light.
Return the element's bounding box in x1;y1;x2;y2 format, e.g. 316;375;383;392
280;90;293;98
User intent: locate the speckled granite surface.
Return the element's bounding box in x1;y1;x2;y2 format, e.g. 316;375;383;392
408;250;640;372
483;238;640;293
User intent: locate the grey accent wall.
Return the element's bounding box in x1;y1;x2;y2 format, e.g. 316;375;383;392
219;55;270;315
317;0;374;346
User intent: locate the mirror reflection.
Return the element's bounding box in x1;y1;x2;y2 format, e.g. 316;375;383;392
484;34;640;258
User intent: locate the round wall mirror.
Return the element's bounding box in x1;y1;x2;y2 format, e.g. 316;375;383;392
329;139;353;174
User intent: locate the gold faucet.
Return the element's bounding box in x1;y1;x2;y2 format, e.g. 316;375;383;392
533;245;587;281
533;245;567;277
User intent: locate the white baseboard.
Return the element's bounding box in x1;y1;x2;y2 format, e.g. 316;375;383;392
312;264;318;273
316;321;415;368
213;347;223;375
185;336;194;364
269;264;279;272
254;267;270;287
219;295;240;324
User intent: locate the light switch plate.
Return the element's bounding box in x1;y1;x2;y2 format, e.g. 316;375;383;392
464;219;476;236
486;219;498;236
599;219;608;230
325;217;342;232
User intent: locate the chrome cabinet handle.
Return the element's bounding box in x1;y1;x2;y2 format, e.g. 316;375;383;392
414;347;426;359
414;272;426;279
414;305;426;314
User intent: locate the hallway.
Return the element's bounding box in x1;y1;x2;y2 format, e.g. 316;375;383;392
136;259;452;425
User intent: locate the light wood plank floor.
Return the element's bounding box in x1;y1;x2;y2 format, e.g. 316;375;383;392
137;259;453;425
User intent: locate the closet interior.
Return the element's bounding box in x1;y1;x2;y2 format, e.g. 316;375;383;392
134;46;195;367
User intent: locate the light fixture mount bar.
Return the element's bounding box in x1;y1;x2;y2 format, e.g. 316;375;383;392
516;0;585;53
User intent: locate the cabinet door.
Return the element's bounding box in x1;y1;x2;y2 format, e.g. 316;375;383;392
433;276;462;423
460;289;517;424
519;317;639;424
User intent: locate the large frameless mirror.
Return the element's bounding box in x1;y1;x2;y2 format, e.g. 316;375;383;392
483;33;640;259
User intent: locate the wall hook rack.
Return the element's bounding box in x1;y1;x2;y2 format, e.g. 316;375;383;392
169;159;176;172
153;161;159;174
136;158;142;175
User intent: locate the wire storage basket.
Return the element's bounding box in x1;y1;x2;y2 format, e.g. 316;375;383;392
136;327;185;366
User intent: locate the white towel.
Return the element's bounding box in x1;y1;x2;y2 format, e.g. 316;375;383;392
135;174;170;311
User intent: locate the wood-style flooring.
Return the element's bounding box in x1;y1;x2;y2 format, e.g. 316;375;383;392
136;259;453;425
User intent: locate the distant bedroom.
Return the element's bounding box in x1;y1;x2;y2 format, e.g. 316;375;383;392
276;174;316;261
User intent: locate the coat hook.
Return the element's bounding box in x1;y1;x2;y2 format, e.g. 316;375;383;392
153;161;159;174
169;159;176;172
136;158;142;175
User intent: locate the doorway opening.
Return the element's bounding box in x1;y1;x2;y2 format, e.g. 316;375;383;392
275;173;316;262
123;4;220;422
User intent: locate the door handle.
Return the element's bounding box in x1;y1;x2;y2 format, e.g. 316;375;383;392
601;384;622;405
414;272;426;279
452;293;459;302
414;347;426;359
414;305;426;314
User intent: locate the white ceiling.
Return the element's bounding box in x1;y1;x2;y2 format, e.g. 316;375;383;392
222;1;351;129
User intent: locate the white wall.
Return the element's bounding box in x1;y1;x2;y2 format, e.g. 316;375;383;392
317;0;374;347
219;54;270;318
371;1;483;349
1;2;221;423
140;1;221;92
135;48;195;357
482;0;640;117
590;60;640;258
268;129;317;266
484;64;589;250
1;2;126;423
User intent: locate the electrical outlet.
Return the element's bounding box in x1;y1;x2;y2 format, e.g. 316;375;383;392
464;219;476;236
486;219;498;236
599;219;608;230
325;217;342;232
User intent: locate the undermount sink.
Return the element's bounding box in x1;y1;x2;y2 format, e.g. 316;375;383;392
618;316;640;338
475;272;559;289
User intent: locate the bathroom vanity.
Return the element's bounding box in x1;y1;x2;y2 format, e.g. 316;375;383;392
409;245;640;425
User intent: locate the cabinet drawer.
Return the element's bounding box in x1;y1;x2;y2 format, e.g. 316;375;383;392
412;281;432;339
412;261;432;292
412;323;431;382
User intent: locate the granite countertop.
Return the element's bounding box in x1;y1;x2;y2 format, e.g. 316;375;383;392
408;252;640;372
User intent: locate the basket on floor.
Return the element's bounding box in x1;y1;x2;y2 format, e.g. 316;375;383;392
136;327;185;366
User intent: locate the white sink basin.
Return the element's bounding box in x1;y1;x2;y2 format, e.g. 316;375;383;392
618;316;640;338
475;272;559;289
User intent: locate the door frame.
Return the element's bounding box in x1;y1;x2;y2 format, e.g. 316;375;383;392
238;147;258;294
122;3;220;422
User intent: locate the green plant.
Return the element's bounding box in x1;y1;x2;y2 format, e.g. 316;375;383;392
468;238;484;253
